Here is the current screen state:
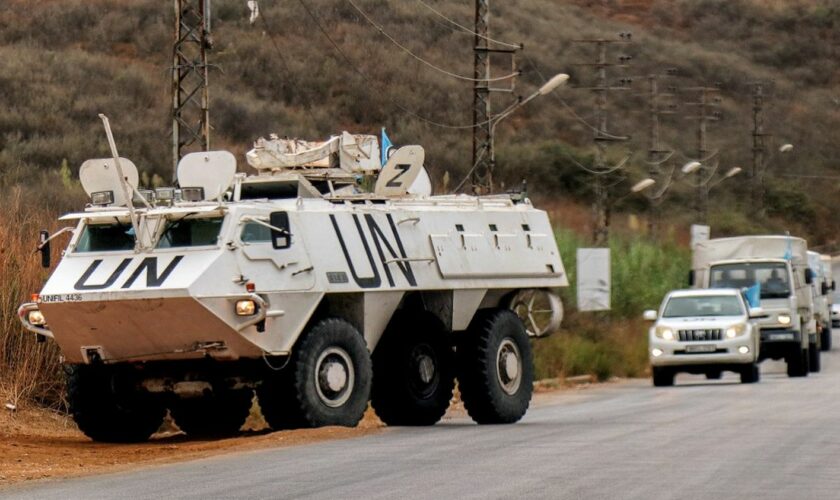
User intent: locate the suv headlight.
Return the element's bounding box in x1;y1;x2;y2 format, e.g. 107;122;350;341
725;324;746;339
655;326;675;340
777;314;792;326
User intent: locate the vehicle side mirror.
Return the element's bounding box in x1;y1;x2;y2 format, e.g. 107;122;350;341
643;309;657;321
805;268;814;285
688;270;695;287
748;307;767;319
38;230;50;268
269;212;291;249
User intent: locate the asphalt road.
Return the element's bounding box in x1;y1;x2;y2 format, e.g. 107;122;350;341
6;339;840;500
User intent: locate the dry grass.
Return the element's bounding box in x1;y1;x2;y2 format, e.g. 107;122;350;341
0;178;83;410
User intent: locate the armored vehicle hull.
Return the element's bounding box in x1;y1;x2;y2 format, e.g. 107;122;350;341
20;152;568;441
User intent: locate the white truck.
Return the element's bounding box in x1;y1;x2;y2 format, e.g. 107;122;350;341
691;235;818;377
18;122;568;442
645;288;762;386
808;251;835;351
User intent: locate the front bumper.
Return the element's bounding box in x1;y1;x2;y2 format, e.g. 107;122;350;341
19;293;269;364
17;302;53;339
649;337;757;367
759;329;801;344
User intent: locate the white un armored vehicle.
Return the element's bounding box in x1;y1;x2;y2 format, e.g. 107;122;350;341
18;121;567;442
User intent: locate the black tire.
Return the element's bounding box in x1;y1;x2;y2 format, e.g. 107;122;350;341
652;367;674;387
705;370;723;380
787;346;809;377
809;341;821;373
66;364;165;443
740;363;760;384
258;318;372;429
821;327;832;351
171;389;253;438
457;309;534;424
371;312;455;426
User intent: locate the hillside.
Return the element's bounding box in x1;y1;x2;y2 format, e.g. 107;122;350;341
0;0;838;242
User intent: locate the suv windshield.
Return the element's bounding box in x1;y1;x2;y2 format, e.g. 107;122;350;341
663;295;744;318
75;222;136;252
710;262;790;299
157;217;223;248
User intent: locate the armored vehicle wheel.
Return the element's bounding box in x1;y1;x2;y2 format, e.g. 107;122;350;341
371;312;455;426
651;367;674;387
740;363;760;384
457;309;533;424
66;364;164;443
171;389;253;438
259;318;372;429
705;371;722;380
821;327;832;351
809;342;821;373
786;347;809;377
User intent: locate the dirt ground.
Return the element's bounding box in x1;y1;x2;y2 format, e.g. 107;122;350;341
0;377;604;487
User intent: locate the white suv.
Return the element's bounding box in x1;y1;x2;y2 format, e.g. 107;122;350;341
645;289;762;387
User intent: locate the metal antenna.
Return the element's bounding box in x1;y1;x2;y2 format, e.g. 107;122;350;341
98;114;141;249
470;0;520;195
172;0;212;181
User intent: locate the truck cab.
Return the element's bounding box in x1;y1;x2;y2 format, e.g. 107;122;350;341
809;251;835;351
692;236;817;377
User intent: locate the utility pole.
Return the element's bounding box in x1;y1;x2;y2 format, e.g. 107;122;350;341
573;34;632;245
684;86;721;223
644;72;677;236
471;0;518;195
751;83;771;216
172;0;212;180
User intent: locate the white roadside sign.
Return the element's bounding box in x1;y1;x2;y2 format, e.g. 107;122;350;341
577;248;610;311
690;224;710;248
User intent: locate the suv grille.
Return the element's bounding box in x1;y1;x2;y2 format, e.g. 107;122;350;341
678;329;722;341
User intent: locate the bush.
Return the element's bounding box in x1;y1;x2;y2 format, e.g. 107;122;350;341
532;229;689;381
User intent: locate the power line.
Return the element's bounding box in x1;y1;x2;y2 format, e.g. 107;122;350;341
258;5;308;106
346;0;519;83
293;0;488;129
779;174;840;179
519;52;628;141
414;0;521;50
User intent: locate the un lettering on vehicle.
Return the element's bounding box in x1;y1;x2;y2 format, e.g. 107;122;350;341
329;213;418;289
73;256;185;291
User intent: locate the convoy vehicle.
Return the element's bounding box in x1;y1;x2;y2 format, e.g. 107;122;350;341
691;235;818;377
644;289;762;386
18;120;567;442
832;303;840;329
808;251;835;351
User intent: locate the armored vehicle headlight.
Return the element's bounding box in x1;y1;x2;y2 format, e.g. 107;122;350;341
134;189;156;205
28;309;46;326
180;186;205;202
777;314;792;325
655;327;674;340
236;300;257;316
90;190;114;206
155;187;176;201
725;324;746;339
